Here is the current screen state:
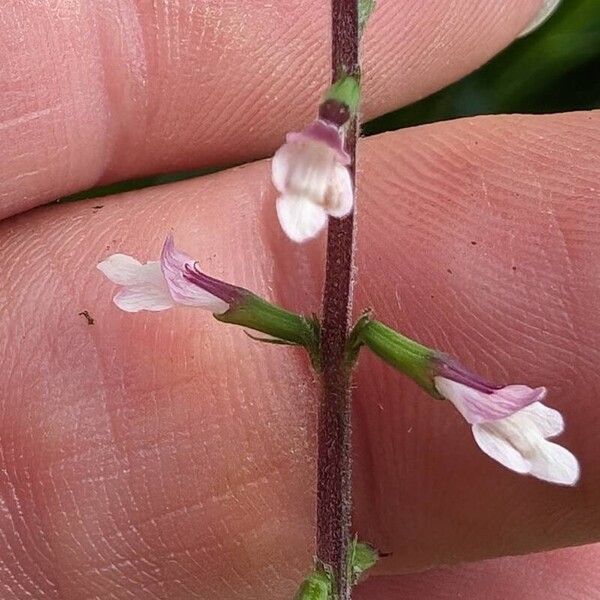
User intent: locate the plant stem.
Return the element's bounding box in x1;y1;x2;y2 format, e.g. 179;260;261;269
317;1;359;598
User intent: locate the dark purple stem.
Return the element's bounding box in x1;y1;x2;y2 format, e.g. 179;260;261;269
317;1;359;598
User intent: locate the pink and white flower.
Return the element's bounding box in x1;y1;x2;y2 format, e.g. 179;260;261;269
434;357;580;486
272;119;353;243
97;235;238;315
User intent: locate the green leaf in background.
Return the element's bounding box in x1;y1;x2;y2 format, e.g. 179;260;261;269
364;0;600;135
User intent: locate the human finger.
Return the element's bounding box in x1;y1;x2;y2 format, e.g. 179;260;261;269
357;543;600;599
1;110;598;598
0;0;543;218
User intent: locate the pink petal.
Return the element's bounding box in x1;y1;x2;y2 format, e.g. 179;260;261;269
160;235;230;313
286;119;350;165
434;376;546;424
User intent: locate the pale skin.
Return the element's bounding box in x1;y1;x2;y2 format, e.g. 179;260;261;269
1;1;599;598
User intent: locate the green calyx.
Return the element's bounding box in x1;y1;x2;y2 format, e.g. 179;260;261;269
214;293;320;365
324;74;361;116
294;538;379;599
348;314;437;396
293;565;333;600
348;538;379;585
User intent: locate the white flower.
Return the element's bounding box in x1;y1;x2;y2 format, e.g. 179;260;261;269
272;119;353;243
434;375;580;486
97;235;231;314
97;255;174;312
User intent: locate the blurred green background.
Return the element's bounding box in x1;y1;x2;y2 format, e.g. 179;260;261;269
365;0;600;135
64;0;600;202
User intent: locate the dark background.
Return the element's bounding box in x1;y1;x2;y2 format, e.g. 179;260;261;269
64;0;600;201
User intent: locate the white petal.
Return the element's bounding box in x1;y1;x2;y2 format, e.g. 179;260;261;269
436;377;483;422
283;142;334;201
113;285;175;312
276;194;328;243
518;402;565;438
528;439;580;486
99;255;175;312
271;143;292;192
173;286;229;313
472;423;529;474
97;254;161;285
326;163;354;218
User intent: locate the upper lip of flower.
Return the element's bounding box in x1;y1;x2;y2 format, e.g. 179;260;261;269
433;374;547;425
285;119;351;165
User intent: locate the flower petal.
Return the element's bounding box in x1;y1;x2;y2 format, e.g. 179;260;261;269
472;423;529;474
326;163;354;218
113;282;175;312
276;194;328;243
98;254;159;285
286;120;350;165
98;255;175;312
274;130;336;203
528;439;580;486
160;235;230;313
434;377;545;424
518;401;565;438
271;143;292;192
291;146;334;202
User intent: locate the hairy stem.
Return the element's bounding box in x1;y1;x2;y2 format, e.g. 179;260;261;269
317;1;359;598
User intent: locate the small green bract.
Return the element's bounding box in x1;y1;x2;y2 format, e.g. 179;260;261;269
294;568;333;600
348;539;379;584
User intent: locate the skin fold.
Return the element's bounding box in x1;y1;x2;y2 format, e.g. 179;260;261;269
1;1;599;598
